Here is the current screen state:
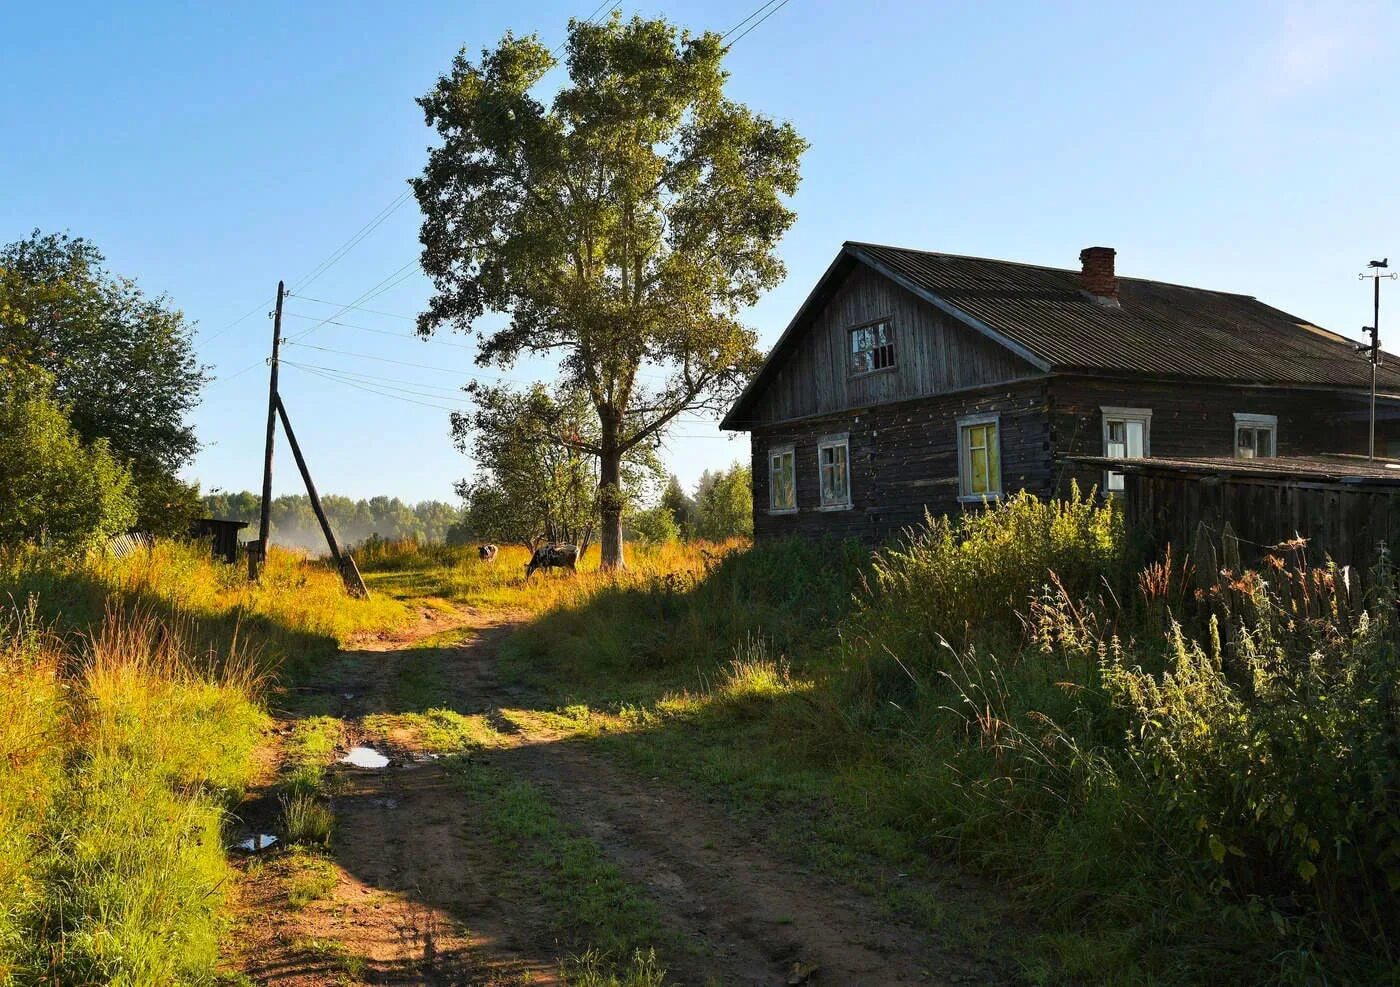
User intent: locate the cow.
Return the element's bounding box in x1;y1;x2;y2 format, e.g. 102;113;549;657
525;543;579;578
478;544;499;562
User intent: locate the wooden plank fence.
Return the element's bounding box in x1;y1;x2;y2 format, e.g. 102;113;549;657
1123;470;1400;575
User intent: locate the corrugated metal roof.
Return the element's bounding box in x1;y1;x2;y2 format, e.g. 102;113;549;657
721;243;1400;430
1069;454;1400;484
852;242;1400;389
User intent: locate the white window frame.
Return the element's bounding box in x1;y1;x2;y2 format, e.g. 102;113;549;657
1233;413;1278;459
816;434;853;511
848;317;897;377
768;444;797;514
957;412;1003;503
1101;406;1152;494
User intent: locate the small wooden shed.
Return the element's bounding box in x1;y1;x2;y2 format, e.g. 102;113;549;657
189;518;250;565
1071;454;1400;573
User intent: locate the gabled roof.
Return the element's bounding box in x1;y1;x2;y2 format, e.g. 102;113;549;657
722;242;1400;429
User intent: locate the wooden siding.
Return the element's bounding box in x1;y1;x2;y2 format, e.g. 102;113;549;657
751;380;1052;543
743;264;1038;426
1048;376;1400;496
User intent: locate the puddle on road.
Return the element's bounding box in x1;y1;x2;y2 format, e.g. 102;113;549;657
235;834;278;853
340;746;390;769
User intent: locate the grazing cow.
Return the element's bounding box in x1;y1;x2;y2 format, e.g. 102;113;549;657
525;543;579;578
478;544;499;562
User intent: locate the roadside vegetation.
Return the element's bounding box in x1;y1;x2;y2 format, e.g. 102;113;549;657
0;543;407;983
364;491;1400;984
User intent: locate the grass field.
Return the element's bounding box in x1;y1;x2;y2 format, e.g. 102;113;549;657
361;499;1400;984
0;542;408;984
5;507;1398;984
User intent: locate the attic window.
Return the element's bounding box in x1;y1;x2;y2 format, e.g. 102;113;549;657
849;319;895;375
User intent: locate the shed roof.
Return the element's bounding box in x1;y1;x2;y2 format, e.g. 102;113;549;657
723;242;1400;429
1069;454;1400;486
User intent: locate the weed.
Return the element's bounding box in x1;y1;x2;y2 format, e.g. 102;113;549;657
280;792;335;847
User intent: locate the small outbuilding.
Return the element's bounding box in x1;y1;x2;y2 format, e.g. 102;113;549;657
1071;454;1400;573
189;518;250;565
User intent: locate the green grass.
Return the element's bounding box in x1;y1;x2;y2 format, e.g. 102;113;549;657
445;755;672;964
450;494;1400;984
0;539;408;984
283;847;339;908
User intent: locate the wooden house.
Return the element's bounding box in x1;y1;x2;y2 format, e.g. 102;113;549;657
720;243;1400;543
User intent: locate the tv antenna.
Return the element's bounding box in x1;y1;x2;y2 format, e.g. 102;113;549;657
1358;259;1397;460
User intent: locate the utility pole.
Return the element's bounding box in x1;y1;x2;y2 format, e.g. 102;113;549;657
246;278;368;596
1359;260;1397;460
253;281;285;579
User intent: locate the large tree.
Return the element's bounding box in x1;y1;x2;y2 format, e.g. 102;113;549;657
413;14;805;567
454;383;660;551
0;231;207;533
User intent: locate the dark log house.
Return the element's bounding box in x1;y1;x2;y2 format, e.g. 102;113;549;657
721;243;1400;542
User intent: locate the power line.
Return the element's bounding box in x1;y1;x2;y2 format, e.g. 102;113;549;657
289;363;463;412
281;359;473;397
725;0;793;48
282;295;417;322
284;259;421;345
282;311;475;349
290;190;414;295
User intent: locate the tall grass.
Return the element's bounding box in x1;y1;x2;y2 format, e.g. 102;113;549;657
0;602;267;982
499;494;1400;982
0;539;410;983
0;539;410;678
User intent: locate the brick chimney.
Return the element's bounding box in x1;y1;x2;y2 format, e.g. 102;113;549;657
1079;246;1119;306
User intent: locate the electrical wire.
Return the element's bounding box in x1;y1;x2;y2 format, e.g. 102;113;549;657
282;295;417;321
280;359;474;397
289;363;463;412
281;311;475;349
725;0;793;48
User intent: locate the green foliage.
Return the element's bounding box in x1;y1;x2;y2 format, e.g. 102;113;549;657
0;365;136;550
0;230;206;520
630;503;680;545
659;475;695;538
1101;552;1400;961
454;383;643;549
413;14;805;563
864;486;1122;653
691;463;753;541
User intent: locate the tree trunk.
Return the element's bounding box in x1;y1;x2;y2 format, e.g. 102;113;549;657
599;423;626;571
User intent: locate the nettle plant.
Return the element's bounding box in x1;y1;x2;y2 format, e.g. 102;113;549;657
1103;544;1400;943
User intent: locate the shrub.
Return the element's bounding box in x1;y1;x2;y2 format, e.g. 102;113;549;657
630;504;680;545
863;487;1122;656
0;364;136;552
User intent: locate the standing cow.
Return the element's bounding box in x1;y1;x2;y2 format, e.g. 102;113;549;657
524;543;579;578
478;544;499;562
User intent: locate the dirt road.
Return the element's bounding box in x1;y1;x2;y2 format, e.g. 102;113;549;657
230;606;1006;986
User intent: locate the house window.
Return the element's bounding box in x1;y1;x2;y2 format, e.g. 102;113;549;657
768;445;797;513
849;320;895;375
1101;407;1152;493
957;413;1002;501
817;435;851;509
1234;413;1277;458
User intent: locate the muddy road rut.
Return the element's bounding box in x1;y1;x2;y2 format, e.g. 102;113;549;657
230;606;1007;986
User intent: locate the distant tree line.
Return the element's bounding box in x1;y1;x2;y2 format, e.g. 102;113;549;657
201;491;465;553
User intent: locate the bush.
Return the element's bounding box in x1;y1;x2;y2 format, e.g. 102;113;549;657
630;504;680;545
863;487;1122;656
0;365;136;551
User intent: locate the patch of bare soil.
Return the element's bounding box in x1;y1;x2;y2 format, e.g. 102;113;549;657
232;608;559;986
232;604;1008;986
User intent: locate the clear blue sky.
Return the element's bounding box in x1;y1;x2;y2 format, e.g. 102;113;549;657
5;1;1399;503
